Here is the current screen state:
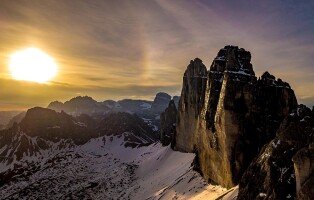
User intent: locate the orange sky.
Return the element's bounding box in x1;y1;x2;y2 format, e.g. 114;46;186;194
1;0;314;110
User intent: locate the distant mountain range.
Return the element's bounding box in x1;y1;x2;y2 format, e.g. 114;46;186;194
0;92;181;197
47;92;179;117
1;92;180;132
0;111;22;129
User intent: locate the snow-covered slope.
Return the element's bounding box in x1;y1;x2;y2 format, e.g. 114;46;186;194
0;135;234;200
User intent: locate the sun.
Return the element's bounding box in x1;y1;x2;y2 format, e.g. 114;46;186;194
9;48;58;83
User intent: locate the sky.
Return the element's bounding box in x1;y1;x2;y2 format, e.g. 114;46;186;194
0;0;314;110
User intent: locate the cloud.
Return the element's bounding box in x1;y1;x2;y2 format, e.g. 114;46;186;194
0;0;313;109
0;78;181;110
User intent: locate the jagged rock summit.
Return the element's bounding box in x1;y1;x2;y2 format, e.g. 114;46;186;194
175;45;298;188
210;45;255;75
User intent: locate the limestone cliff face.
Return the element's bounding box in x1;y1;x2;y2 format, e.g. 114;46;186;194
175;46;298;188
175;58;207;152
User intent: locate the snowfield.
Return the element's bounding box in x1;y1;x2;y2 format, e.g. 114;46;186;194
0;135;236;200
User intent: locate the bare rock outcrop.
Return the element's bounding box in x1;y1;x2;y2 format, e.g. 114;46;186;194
237;104;314;200
160;100;177;146
175;45;298;188
98;112;158;147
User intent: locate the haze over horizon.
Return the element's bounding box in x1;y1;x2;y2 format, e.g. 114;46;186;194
1;0;314;110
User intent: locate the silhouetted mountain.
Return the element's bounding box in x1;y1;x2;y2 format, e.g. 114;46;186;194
160;100;177;146
98;112;158;147
47;101;64;112
47;93;174;132
5;111;26;129
0;111;22;129
151;92;171;114
48;96;109;116
117;99;152;114
19;107;97;144
48;95;167;117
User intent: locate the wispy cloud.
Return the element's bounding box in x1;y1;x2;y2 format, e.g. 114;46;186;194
0;0;313;109
0;78;181;110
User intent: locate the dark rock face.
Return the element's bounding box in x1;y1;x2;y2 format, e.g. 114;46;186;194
0;107;97;174
20;107;96;144
48;96;109;116
160;100;177;146
47;93;174;133
5;111;26;129
47;101;64;112
18;107;157;147
47;96;160;128
172;96;180;109
98;112;158;147
151;92;171;114
117;99;152;115
238;105;314;200
48;97;154;117
175;46;298;188
0;111;22;128
63;96;101;114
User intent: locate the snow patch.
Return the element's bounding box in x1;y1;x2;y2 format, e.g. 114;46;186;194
0;136;229;199
272;140;281;148
259;193;267;197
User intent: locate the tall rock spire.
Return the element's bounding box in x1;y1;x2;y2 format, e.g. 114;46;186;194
175;46;298;188
175;58;207;152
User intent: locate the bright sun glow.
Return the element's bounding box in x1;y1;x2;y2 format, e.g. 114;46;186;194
9;48;57;83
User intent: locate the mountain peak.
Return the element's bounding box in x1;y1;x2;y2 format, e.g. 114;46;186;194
190;57;203;64
260;71;291;88
210;45;254;76
151;92;171;114
67;96;97;103
184;58;207;78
